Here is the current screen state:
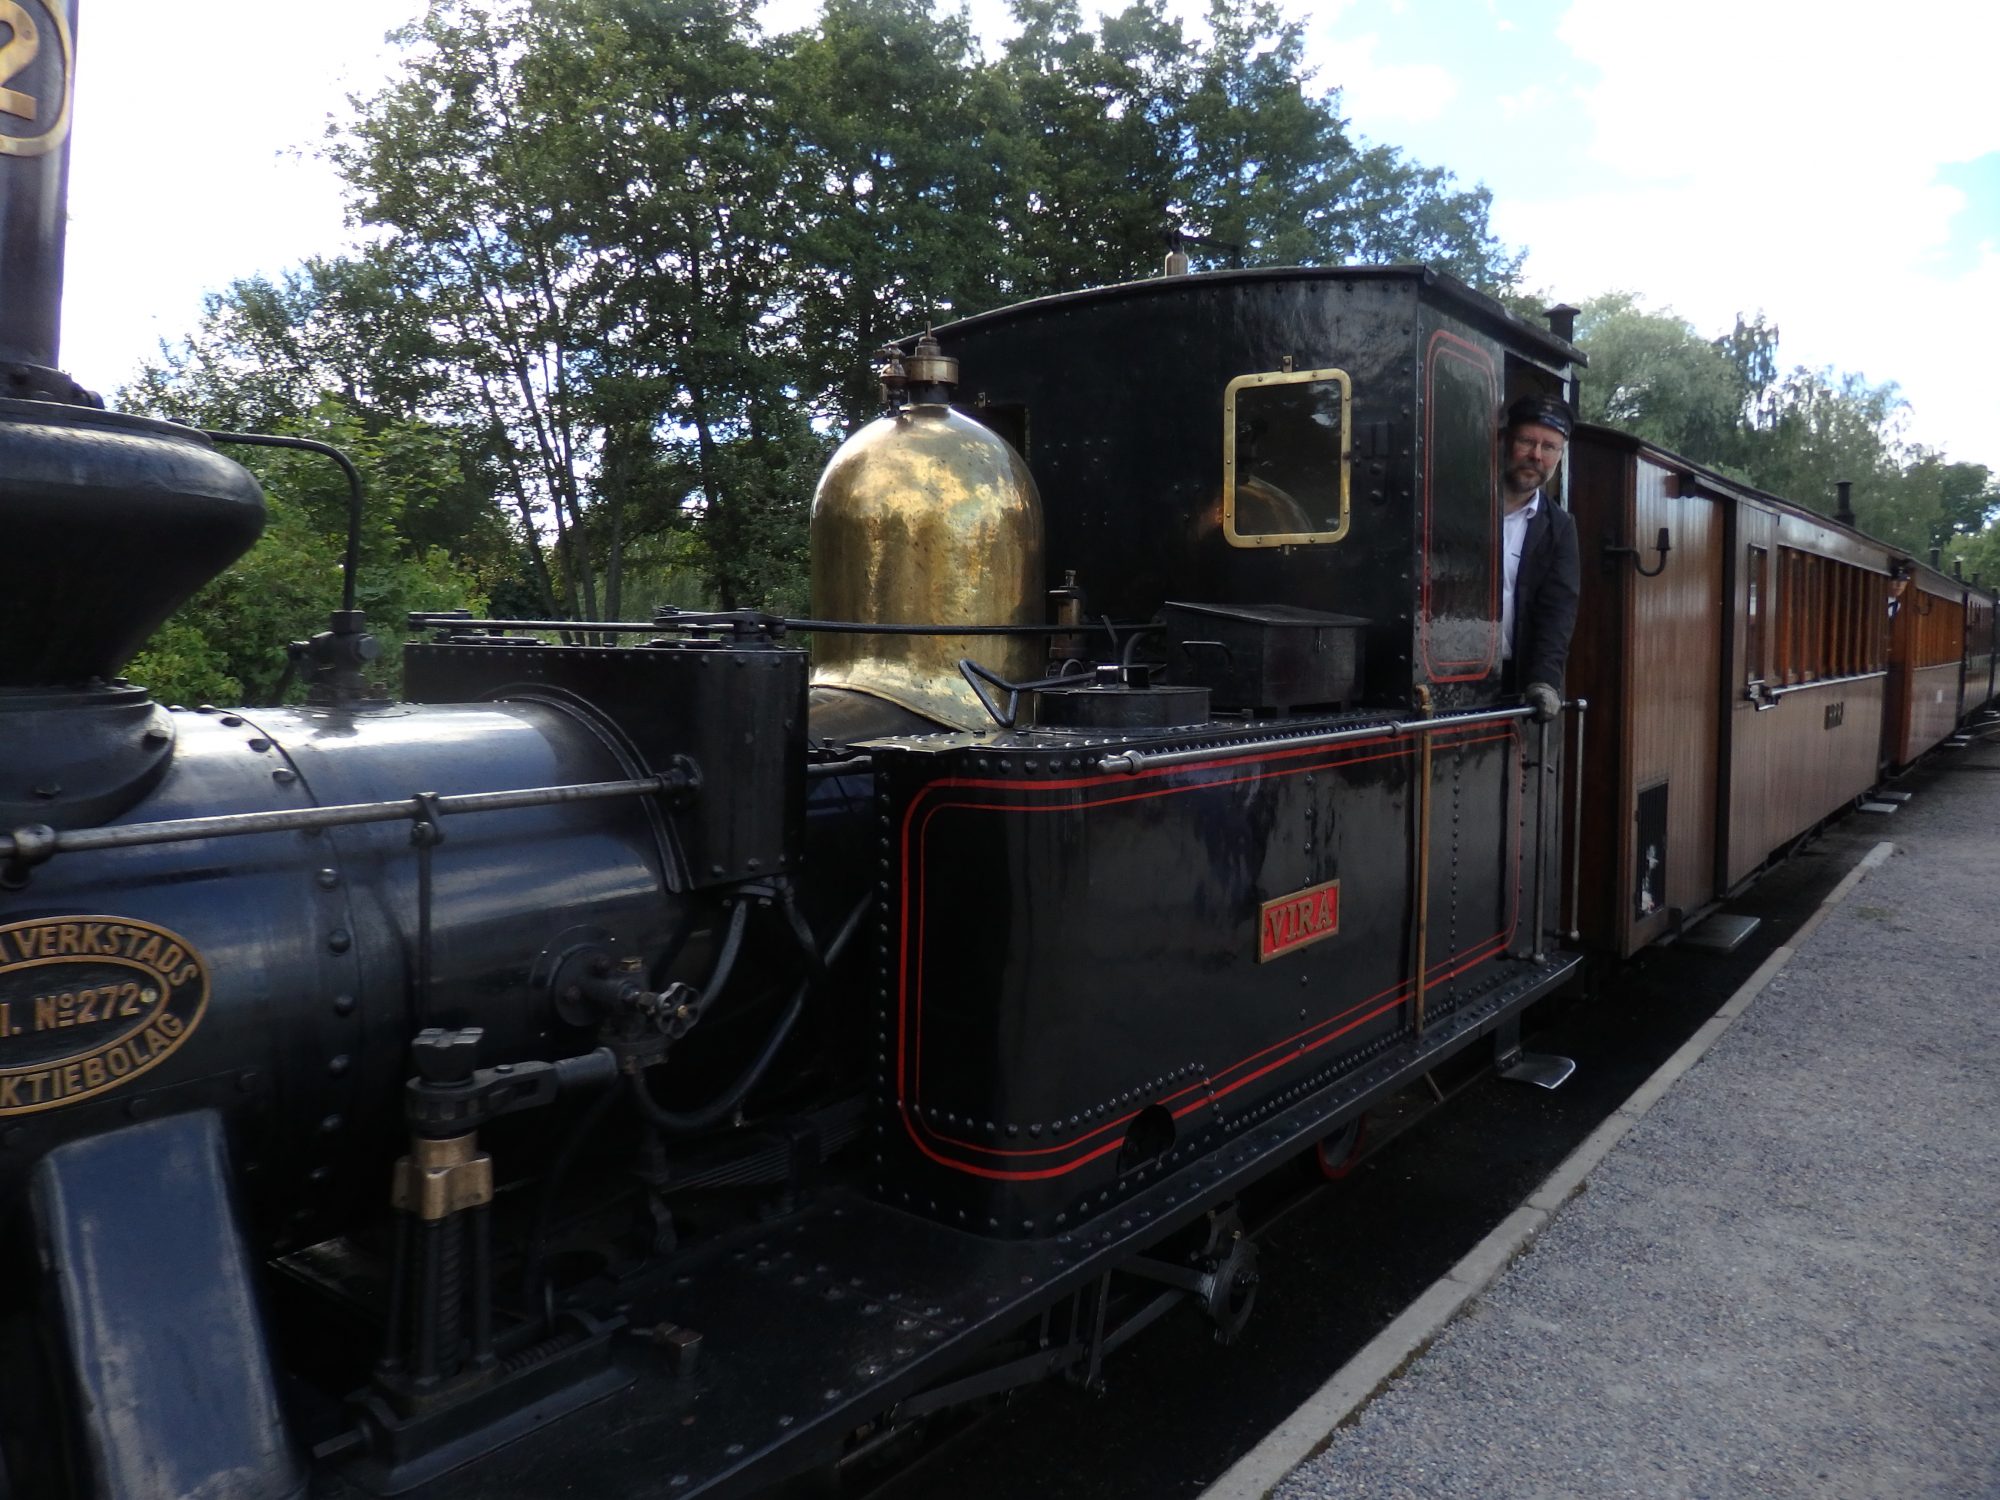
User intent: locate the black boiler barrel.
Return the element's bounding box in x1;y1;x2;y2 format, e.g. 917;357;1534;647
0;696;679;1250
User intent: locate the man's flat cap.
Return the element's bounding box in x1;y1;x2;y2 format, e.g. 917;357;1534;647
1504;395;1575;437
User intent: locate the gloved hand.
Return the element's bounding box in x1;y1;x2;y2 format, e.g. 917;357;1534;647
1525;681;1561;723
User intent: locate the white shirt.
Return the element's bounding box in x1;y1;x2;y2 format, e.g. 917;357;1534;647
1500;493;1540;662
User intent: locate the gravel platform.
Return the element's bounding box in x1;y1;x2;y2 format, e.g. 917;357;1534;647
1269;739;2000;1500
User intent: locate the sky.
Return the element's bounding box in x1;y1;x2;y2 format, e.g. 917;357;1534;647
59;0;2000;474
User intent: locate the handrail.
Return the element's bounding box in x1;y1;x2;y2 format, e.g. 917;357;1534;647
1095;705;1533;776
1;774;687;871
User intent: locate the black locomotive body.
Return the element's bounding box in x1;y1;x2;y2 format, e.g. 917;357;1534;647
838;269;1581;1246
0;17;1792;1494
0;269;1583;1498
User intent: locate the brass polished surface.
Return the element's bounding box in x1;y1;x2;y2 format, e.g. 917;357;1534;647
0;0;74;158
1221;366;1352;547
391;1132;495;1221
898;333;958;388
810;402;1045;730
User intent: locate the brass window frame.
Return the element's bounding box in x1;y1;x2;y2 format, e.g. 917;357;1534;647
1221;367;1352;548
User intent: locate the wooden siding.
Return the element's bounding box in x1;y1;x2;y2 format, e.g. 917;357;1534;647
1902;662;1964;761
1726;680;1885;885
1887;580;1967;764
1724;503;1890;887
1563;440;1725;957
1622;458;1721;954
1966;652;1996;710
1962;598;1994;710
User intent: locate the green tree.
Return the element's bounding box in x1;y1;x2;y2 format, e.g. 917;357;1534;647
1743;367;1909;538
993;0;1520;292
1573;293;1747;461
139;0;1532;631
990;0;1194;296
1905;455;1999;547
135;270;519;583
1176;0;1516;284
119;398;489;705
331;0;624;618
561;0;821;610
771;0;1009;427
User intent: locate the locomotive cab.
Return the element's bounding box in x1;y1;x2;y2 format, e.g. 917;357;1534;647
920;266;1582;715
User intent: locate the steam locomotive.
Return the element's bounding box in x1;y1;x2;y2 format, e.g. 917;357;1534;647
4;8;1993;1497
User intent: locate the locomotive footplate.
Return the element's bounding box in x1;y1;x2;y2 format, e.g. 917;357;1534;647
317;950;1580;1499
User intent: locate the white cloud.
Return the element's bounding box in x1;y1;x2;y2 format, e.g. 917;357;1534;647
1315;32;1459;126
1557;0;2000;180
61;0;413;392
1503;178;2000;469
1498;0;2000;472
1496;83;1549;121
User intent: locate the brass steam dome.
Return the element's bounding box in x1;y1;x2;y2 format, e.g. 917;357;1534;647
810;343;1045;730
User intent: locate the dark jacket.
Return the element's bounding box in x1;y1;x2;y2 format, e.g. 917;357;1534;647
1509;496;1581;690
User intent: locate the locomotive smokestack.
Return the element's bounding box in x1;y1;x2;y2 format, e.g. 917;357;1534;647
0;0;79;384
1544;303;1579;343
1835;480;1854;526
0;0;262;724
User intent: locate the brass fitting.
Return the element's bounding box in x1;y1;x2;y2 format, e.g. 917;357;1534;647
390;1132;494;1222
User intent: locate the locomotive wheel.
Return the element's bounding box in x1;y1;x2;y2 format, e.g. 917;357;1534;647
1196;1211;1261;1344
1313;1114;1369;1180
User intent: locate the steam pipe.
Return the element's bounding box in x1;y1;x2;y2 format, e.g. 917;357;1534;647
410;613;1131;638
1532;716;1549;962
1567;698;1589;942
632;894;870;1134
1097;705;1534;775
204;430;365;615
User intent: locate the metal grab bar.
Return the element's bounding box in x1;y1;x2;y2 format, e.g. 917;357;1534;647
1096;704;1534;776
1;773;689;869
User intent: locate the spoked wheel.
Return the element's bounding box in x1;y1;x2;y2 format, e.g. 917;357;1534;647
1312;1113;1368;1180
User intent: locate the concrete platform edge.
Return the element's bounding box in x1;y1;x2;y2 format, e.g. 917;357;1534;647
1193;839;1897;1500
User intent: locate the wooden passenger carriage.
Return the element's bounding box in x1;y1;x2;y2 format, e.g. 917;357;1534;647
1888;561;1974;766
1963;592;1997;714
1566;427;1998;957
1566;429;1899;955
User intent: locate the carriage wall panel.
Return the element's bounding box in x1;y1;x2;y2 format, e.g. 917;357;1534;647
1622;459;1722;951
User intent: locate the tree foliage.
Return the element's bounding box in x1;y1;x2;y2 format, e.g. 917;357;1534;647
120;385;494;706
1572;292;1998;562
130;1;1998;690
133;0;1524;651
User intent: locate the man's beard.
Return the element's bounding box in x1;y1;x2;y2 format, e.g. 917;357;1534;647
1506;462;1548;495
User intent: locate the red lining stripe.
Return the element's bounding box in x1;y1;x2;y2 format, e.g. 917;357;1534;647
891;726;1525;1179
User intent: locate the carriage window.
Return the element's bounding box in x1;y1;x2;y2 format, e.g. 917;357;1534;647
1772;547;1892;685
1222;368;1351;547
1745;546;1767;685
